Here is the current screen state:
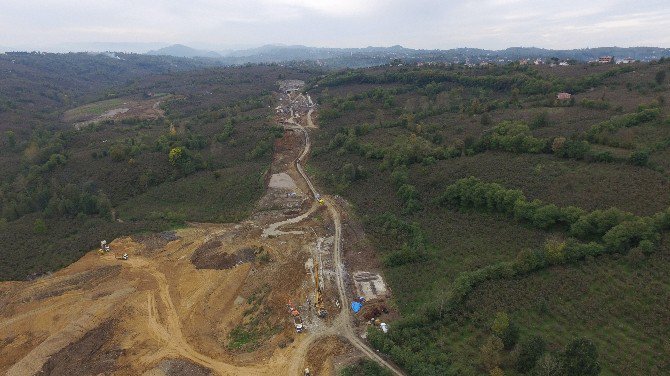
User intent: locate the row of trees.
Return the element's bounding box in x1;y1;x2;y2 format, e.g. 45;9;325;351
438;177;669;247
587;107;661;138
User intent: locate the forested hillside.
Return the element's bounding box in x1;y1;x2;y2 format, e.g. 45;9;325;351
0;53;314;280
307;60;670;375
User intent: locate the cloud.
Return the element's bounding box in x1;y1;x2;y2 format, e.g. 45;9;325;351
0;0;668;50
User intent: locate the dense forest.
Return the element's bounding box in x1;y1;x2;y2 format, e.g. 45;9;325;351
307;60;670;375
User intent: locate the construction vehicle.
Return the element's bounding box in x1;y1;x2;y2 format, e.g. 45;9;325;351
304;368;311;376
116;253;129;261
287;300;304;333
98;240;110;255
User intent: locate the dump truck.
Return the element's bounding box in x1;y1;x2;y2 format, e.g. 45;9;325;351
287;300;304;333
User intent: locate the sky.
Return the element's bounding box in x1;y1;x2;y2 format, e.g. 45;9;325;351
1;0;669;52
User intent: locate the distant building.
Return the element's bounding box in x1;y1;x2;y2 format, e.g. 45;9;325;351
557;92;572;100
534;58;544;65
617;57;636;64
598;56;614;64
519;59;529;65
559;61;570;66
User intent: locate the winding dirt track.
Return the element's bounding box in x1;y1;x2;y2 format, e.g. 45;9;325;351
283;106;405;375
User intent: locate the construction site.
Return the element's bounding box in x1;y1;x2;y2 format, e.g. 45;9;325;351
0;81;400;375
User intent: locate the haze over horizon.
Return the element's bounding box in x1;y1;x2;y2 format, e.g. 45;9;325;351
1;0;670;53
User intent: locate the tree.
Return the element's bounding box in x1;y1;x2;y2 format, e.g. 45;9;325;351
33;218;46;234
168;147;184;166
530;111;549;129
655;69;666;85
562;338;601;376
492;311;510;337
517;335;547;373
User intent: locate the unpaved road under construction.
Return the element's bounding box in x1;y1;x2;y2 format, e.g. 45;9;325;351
0;84;403;375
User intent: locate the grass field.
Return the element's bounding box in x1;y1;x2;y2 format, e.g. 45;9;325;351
63;97;127;121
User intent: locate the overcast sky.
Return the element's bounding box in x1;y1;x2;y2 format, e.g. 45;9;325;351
1;0;669;52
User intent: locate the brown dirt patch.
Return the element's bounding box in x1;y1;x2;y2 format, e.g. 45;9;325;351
149;358;214;376
37;319;125;376
191;244;260;270
305;336;353;376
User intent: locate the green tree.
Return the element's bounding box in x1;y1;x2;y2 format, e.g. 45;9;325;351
530;111;550;129
33;218;46;234
168;147;185;166
562;338;601;376
492;311;509;337
655;69;666;85
517;335;547;373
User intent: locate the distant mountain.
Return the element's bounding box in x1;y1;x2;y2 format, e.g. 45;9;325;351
223;45;670;65
139;43;670;68
147;44;222;58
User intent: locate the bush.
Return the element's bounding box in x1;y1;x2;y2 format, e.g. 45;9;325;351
553;139;591;159
517;335;547;373
562;338;601;376
484;121;548;153
569;208;635;240
530;111;550;128
629;149;650;166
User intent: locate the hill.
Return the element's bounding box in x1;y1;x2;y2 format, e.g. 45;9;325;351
145;44;670;67
147;44;223;58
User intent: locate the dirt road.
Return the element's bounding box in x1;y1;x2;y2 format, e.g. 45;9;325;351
274;91;405;375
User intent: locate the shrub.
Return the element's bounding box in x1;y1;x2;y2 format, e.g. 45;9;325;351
629;149;650;166
485;121;547;153
553;139;591;159
569;208;635;240
530;111;550;128
562;338;601;376
517;335;547;373
602;217;659;253
33;218;46;234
